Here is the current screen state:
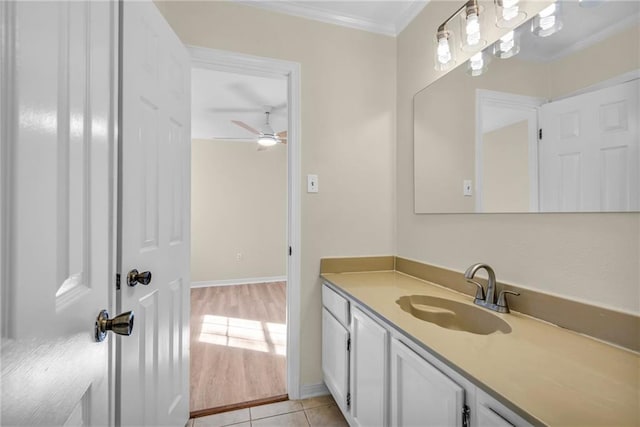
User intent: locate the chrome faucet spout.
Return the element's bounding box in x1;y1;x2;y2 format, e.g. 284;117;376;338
464;263;497;304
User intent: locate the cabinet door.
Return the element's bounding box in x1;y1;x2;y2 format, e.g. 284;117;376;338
322;308;350;412
390;338;464;427
351;307;388;427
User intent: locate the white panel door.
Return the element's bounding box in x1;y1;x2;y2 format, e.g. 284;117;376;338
390;338;464;427
1;1;116;425
539;80;639;212
350;307;388;427
119;1;191;426
322;308;350;413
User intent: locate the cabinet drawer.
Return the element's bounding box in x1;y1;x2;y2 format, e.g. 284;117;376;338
322;284;349;326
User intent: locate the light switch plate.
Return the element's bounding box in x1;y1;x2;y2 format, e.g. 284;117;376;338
307;174;318;193
463;180;472;196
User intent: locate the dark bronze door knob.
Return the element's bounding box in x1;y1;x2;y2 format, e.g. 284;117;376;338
127;269;152;287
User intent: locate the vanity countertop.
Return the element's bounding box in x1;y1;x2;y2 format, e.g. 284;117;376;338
321;270;639;427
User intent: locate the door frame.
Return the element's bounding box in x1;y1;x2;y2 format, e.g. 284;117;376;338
475;89;545;212
188;46;302;399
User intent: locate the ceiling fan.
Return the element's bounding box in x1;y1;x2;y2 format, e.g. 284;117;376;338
231;109;287;149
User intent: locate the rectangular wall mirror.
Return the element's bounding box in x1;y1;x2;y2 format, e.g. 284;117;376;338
414;0;639;213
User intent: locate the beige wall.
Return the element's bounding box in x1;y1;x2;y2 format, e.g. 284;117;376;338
548;24;640;99
191;139;287;282
398;1;639;313
482;120;530;212
157;1;396;386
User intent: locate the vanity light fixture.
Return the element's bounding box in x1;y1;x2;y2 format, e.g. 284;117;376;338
467;51;489;77
492;30;520;59
531;1;563;37
460;0;487;51
494;0;527;28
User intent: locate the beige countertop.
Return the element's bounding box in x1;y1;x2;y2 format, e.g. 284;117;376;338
321;270;640;427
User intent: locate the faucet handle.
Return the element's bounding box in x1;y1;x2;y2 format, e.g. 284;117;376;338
497;290;520;313
466;280;485;302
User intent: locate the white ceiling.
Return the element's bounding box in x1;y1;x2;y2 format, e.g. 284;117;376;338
191;68;287;141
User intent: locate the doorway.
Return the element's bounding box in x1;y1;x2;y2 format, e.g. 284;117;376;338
188;47;301;416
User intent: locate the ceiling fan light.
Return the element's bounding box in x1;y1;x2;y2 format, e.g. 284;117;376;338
258;135;278;147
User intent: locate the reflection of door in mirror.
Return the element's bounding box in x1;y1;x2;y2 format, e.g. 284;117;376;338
475;90;543;213
539;79;639;212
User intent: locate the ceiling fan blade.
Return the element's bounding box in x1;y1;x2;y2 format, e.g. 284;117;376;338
277;130;287;139
256;144;268;151
231;120;260;135
279;138;287;144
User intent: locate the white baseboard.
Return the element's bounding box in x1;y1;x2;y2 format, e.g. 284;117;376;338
299;383;329;399
191;276;287;288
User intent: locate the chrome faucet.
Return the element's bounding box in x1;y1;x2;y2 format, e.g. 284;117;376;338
464;263;519;313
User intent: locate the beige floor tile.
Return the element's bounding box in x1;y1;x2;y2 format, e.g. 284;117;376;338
192;408;251;427
251;411;309;427
250;401;304;420
305;404;348;427
299;395;335;410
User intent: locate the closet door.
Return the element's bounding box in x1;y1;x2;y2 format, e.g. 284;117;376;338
539;79;639;212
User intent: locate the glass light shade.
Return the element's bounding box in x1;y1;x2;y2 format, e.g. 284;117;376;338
460;2;487;52
494;0;527;28
257;135;278;147
531;1;563;37
434;30;456;71
492;30;520;59
467;51;489;77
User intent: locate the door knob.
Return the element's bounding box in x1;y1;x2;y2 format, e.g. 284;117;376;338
95;310;134;342
127;269;152;287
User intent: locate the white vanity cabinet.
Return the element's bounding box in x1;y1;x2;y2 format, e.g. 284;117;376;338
350;306;388;427
321;282;534;427
390;338;465;426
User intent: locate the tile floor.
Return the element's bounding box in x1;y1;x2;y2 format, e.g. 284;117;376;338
189;395;348;427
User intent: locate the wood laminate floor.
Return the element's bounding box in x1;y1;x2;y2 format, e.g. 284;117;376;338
190;282;287;413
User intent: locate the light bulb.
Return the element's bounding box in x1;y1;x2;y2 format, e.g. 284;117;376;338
470;52;484;71
538;3;556;17
531;1;562;37
499;31;515;52
539;14;556;31
501;0;519;21
258;135;277;147
466;13;481;46
437;37;452;64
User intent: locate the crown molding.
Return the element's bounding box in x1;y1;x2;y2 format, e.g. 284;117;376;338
232;0;429;37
